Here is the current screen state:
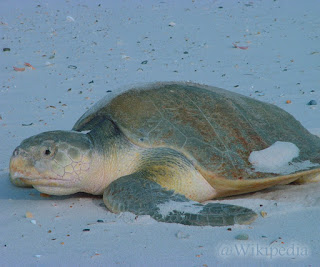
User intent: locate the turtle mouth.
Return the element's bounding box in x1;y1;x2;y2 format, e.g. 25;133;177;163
9;153;82;196
10;172;65;186
9;154;69;187
9;166;69;187
10;166;81;196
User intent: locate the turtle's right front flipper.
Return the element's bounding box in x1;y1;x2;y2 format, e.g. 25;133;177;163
103;175;257;227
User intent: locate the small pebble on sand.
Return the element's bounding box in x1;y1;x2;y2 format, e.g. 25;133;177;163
235;234;249;240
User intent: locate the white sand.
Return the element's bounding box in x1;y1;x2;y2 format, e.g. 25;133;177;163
1;0;320;266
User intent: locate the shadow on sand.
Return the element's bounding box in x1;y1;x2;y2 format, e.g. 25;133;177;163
0;172;103;206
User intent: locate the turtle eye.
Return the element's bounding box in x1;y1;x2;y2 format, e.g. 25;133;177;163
40;141;56;158
41;146;55;158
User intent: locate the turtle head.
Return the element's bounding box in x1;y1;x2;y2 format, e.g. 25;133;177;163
9;130;94;195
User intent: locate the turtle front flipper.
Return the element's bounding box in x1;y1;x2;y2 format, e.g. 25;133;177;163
103;175;257;227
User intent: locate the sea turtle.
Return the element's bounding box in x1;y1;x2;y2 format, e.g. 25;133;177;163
9;82;320;227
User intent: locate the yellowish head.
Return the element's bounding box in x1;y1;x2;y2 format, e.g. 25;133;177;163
9;131;93;195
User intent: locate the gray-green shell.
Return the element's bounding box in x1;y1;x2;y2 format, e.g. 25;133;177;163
72;82;320;180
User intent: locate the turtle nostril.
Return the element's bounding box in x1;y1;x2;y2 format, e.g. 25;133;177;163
12;147;29;158
13;147;22;157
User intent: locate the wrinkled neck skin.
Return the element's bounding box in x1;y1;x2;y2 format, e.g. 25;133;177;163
82;120;141;195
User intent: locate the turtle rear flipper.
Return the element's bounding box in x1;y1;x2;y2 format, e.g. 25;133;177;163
103;175;257;226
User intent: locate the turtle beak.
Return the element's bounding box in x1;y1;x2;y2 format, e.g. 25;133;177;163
9;145;65;189
9;146;34;187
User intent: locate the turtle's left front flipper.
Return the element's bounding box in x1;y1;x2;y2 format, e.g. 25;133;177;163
103;175;257;227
